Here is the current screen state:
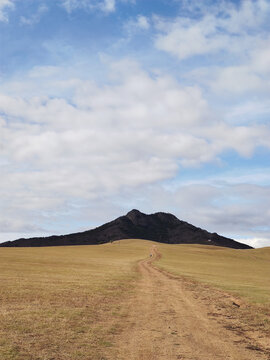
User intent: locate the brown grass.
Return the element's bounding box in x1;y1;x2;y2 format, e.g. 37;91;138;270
0;240;151;360
155;244;270;304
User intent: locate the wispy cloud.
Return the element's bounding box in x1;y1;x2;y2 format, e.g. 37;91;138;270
20;4;48;25
0;0;14;22
125;14;150;32
59;0;134;13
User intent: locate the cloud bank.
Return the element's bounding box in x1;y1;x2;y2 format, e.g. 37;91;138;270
0;0;270;247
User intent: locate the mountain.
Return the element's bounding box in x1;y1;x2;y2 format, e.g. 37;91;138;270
0;209;252;249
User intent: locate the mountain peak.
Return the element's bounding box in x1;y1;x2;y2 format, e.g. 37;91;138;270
126;209;145;222
126;209;143;216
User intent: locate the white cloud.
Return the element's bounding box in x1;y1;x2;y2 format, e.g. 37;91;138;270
211;38;270;96
60;0;113;13
60;0;85;13
59;0;134;13
0;217;43;233
125;14;150;31
136;15;149;29
225;100;270;125
155;0;270;60
0;0;14;22
20;4;48;25
154;1;270;105
251;44;270;74
101;0;115;12
213;66;265;94
155;16;226;60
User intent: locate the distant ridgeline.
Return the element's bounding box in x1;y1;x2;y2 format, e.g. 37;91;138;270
0;209;252;249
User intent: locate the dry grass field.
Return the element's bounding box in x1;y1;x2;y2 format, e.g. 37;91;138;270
156;244;270;304
0;240;150;360
0;240;269;359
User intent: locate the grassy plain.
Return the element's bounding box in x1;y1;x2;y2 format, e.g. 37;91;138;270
0;240;151;360
0;240;269;359
156;243;270;304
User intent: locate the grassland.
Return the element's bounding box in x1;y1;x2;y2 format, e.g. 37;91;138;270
155;243;270;304
0;240;269;360
0;240;151;360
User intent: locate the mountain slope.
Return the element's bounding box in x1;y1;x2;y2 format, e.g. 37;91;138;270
0;209;252;249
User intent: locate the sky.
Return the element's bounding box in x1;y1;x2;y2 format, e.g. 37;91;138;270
0;0;270;248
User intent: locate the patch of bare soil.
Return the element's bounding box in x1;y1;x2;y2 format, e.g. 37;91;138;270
106;246;270;360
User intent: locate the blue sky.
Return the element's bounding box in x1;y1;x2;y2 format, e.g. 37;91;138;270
0;0;270;247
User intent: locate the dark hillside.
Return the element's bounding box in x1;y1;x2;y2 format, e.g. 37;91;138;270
0;209;252;249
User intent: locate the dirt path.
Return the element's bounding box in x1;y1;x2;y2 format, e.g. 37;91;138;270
109;246;270;360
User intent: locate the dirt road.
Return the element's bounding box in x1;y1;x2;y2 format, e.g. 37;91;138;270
110;246;270;360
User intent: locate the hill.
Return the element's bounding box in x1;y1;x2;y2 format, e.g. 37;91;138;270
0;209;251;249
